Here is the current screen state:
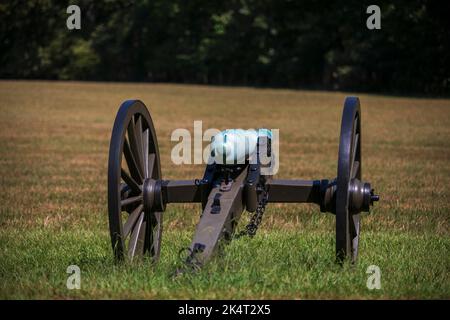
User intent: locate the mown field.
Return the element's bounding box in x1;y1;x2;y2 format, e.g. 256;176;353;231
0;81;449;299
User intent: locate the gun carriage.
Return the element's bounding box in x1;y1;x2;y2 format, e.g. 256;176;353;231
107;97;379;269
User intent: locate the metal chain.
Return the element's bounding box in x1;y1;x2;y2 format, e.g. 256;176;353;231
235;185;269;239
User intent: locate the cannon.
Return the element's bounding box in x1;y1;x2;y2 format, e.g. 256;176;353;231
107;97;379;269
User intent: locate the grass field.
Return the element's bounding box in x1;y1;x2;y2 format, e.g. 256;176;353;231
0;81;449;299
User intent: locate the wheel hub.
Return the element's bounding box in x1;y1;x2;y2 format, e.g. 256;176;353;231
143;178;164;213
348;179;379;213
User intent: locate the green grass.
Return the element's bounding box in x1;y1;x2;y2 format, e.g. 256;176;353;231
0;80;449;299
1;227;448;299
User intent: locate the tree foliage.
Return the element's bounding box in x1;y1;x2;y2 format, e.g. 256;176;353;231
1;0;449;95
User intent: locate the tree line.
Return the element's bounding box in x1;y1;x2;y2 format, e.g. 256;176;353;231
1;0;449;95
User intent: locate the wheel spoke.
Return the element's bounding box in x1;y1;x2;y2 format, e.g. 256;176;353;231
121;168;141;194
350;132;359;177
135;221;147;257
135;116;145;167
123;138;143;183
121;195;142;208
127;116;145;177
351;161;360;179
148;153;156;178
350;214;360;239
351;214;360;261
149;212;162;255
123;204;143;238
128;212;145;258
352;132;359;162
143;129;149;178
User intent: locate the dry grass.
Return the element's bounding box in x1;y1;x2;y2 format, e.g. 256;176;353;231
0;80;449;299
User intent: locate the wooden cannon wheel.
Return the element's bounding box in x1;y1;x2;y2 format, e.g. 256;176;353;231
107;100;163;262
336;97;362;264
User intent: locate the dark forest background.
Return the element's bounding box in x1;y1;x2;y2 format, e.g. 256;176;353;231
1;0;449;95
